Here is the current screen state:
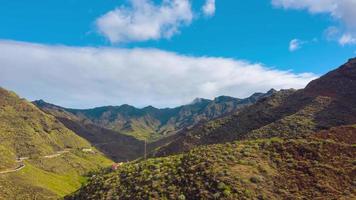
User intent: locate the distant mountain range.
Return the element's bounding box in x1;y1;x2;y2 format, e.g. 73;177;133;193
33;90;275;161
35;90;276;142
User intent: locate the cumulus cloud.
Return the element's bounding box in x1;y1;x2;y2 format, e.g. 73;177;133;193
203;0;216;17
0;40;317;108
272;0;356;45
96;0;193;43
289;39;303;51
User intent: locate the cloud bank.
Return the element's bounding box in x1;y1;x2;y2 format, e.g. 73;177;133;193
0;40;317;108
272;0;356;45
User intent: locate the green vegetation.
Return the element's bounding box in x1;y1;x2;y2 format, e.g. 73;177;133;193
3;59;356;199
246;96;332;139
67;126;356;199
0;87;112;199
153;89;299;157
155;58;356;155
36;90;274;142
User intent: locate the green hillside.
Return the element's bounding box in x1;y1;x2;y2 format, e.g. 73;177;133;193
154;58;356;156
0;87;112;199
67;125;356;200
65;58;356;200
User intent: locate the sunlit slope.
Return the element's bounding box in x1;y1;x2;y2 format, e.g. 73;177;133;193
0;87;112;199
67;125;356;200
154;58;356;156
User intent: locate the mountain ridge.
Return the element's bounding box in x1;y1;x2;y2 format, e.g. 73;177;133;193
34;90;276;142
153;58;356;156
66;58;356;200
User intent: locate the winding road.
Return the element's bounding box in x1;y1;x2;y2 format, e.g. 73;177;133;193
0;150;70;174
0;164;25;174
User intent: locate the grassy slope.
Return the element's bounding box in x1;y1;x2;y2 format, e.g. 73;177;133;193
0;88;112;199
67;125;356;200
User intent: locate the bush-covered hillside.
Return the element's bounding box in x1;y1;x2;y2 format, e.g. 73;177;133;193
0;87;112;199
67;125;356;200
154;58;356;156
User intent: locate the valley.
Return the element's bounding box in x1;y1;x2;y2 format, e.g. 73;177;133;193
0;58;355;199
33;90;275;162
66;58;356;199
2;1;356;199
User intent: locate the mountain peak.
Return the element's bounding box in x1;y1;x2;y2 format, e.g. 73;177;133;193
33;99;62;109
304;58;356;98
347;57;356;64
191;97;211;105
266;88;277;94
33;99;47;105
214;95;239;103
142;105;158;112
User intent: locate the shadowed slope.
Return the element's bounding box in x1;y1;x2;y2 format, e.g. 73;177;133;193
33;101;145;162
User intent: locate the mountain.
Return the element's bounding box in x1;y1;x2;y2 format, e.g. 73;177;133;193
66;125;356;200
153;58;356;156
34;90;275;142
0;87;112;199
33;100;145;162
66;58;356;200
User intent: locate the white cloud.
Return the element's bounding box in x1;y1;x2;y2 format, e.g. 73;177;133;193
272;0;356;45
289;39;303;51
203;0;216;17
0;40;317;108
339;33;356;46
271;0;356;28
96;0;193;43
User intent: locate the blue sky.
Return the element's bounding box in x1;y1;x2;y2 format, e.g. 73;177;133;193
0;0;355;108
1;0;355;73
